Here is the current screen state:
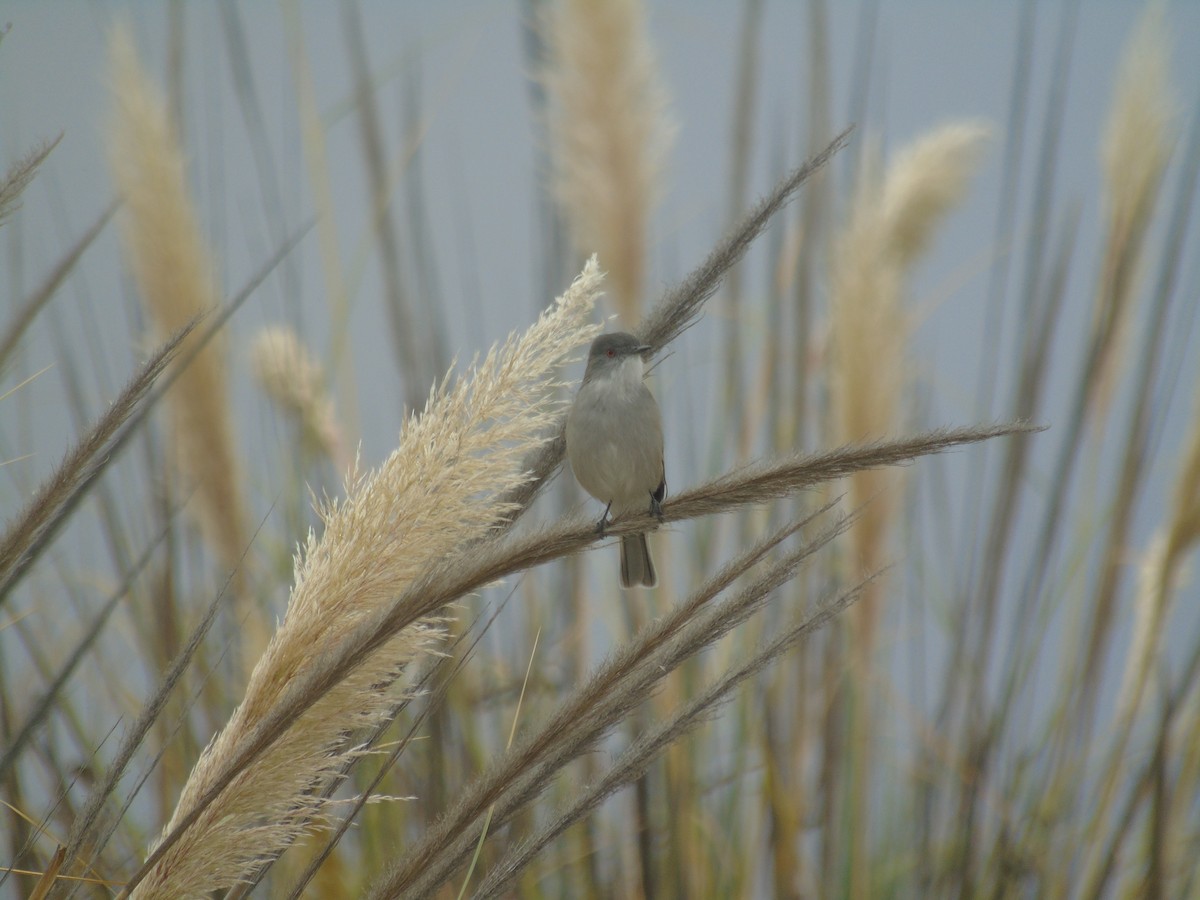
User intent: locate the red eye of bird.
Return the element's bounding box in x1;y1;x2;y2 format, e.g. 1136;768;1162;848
606;348;616;358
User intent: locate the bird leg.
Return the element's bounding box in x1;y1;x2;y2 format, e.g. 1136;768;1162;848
649;492;664;523
595;500;612;535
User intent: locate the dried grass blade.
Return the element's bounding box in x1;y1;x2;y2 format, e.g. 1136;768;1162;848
0;201;116;374
57;555;242;885
373;509;855;898
0;322;194;608
472;581;866;900
0;523;171;782
0;134;62;227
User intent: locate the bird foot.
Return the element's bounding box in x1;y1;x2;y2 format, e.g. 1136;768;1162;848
595;501;612;535
650;494;664;524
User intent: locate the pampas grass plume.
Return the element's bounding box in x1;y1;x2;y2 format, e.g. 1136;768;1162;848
828;120;987;899
1093;1;1176;415
544;0;674;324
130;258;605;898
1114;375;1200;733
251;326;348;471
107;25;249;580
1102;1;1174;257
830;122;989;592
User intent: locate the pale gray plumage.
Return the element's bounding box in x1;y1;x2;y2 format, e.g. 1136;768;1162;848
566;332;665;587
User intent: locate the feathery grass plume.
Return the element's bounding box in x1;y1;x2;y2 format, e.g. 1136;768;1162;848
251;326;348;471
829;121;987;898
543;0;674;324
121;417;1030;897
107;25;249;582
1112;378;1200;742
830;121;989;647
127;258;605;899
1093;1;1176;415
0;134;61;228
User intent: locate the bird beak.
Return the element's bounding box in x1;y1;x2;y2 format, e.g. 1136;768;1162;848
635;344;652;354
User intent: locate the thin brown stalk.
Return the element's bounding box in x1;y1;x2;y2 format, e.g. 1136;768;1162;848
373;507;857;899
0;134;61;227
0;322;194;609
788;0;835;458
472;581;866;900
0;201;116;373
281;4;356;429
1144;690;1171;900
718;0;764;431
57;543;241;887
341;0;433;411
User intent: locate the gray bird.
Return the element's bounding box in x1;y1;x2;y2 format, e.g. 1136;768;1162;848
566;332;666;588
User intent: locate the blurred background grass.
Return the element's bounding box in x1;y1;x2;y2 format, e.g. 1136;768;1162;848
2;1;1200;896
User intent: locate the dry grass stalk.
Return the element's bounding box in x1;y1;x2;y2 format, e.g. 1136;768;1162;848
829;121;988;899
543;0;674;324
0;323;193;606
1112;379;1200;744
0;134;61;228
1093;1;1176;416
126;259;606;898
251;326;348;471
107;25;249;582
0;203;115;374
473;581;867;900
830;122;989;646
372;505;857;897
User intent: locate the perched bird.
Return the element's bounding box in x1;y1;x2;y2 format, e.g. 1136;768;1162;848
566;332;666;587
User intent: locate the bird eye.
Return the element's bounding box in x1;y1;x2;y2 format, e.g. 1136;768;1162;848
606;348;616;358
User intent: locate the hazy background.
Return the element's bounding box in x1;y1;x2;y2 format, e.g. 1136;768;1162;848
2;1;1200;895
1;0;1199;823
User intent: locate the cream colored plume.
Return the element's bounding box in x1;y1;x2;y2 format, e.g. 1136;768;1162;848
1093;1;1176;415
132;259;606;898
1101;2;1179;730
830;124;987;621
1114;373;1200;740
828;121;988;897
830;121;989;492
251;326;348;471
1102;2;1174;254
107;25;249;579
543;0;674;325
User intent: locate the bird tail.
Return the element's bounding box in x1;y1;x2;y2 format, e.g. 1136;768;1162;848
620;533;656;588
